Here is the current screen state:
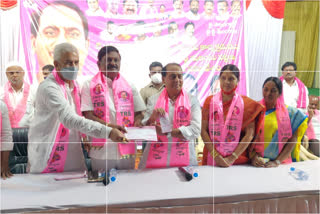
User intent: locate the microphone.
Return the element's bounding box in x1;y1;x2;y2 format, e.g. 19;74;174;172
178;166;193;181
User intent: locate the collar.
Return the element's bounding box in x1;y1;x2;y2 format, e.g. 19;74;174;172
9;82;24;93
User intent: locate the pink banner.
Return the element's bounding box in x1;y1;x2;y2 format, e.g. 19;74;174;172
20;0;246;105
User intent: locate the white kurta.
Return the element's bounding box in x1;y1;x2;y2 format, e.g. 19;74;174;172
282;80;309;111
0;100;13;150
28;75;112;173
139;91;201;169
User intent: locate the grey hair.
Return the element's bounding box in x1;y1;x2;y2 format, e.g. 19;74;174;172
53;43;79;62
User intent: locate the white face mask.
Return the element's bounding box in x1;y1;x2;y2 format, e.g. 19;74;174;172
151;73;162;84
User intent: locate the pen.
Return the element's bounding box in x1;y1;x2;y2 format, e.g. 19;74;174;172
178;167;193;181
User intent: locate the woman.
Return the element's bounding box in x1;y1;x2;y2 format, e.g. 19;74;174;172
139;63;201;168
250;77;308;167
202;64;265;167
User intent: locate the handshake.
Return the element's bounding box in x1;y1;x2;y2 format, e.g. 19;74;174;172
107;123;129;143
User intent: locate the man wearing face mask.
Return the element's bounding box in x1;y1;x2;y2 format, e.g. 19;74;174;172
80;46;146;171
28;43;126;173
140;62;165;105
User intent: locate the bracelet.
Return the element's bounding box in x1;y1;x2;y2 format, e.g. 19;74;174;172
213;149;219;158
232;152;238;159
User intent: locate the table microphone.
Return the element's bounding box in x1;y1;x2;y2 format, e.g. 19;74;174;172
178;167;193;181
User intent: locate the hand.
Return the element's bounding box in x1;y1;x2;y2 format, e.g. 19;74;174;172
302;135;309;150
155;124;166;136
264;160;280;168
308;107;314;119
134;119;143;127
109;128;128;143
1;151;13;179
224;155;237;166
171;128;182;138
149;108;166;125
214;155;231;167
251;153;265;167
82;137;91;152
108;123;127;133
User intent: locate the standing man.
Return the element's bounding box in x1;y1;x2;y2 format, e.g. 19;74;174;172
280;62;309;111
42;64;54;80
28;43;126;173
81;46;146;171
140;61;165;105
0;62;37;128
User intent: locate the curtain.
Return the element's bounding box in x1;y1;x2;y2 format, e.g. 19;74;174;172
283;1;319;88
245;0;285;101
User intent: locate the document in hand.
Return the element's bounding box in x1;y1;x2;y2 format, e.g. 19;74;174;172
125;126;158;141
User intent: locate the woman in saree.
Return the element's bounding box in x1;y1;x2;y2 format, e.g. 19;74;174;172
202;64;265;167
250;77;308;167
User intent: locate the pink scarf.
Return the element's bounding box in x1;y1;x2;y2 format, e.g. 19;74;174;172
146;89;191;168
90;72;135;158
280;76;307;108
207;92;244;166
254;95;292;157
4;81;30;128
42;71;82;173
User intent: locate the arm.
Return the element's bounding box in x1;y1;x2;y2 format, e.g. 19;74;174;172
134;111;144;127
1;102;13;179
19;85;37;127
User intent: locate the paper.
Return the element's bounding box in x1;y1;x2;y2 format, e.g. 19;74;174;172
160;113;172;133
54;171;87;181
125;126;157;141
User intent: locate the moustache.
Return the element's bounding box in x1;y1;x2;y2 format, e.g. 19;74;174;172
107;65;118;70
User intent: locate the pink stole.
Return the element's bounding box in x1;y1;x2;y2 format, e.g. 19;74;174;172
280;76;307;108
90;72;135;158
207;92;244;166
4;81;30;128
254;95;292;159
306;110;320;140
42;71;82;173
146;89;191;168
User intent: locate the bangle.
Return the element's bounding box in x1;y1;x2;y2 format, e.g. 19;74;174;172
275;160;280;165
213;149;219;158
232;152;238;159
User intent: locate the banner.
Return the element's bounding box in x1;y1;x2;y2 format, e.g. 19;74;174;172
20;0;246;105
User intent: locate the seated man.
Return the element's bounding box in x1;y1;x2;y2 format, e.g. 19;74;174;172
0;62;37;128
280;62;309;112
28;43;126;173
305;95;320;157
139;63;201;169
1;100;14;179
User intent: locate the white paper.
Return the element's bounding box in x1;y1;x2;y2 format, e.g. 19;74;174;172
54;171;87;181
160;113;172;133
125;126;157;141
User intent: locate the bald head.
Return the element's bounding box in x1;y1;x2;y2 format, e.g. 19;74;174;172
309;96;320;110
6;64;25;89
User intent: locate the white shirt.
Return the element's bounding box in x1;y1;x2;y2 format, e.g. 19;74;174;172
282;79;309;111
81;74;146;160
185;11;200;20
139;91;201;169
28;75;112;173
86;7;105;17
0;83;37;127
0;100;13;151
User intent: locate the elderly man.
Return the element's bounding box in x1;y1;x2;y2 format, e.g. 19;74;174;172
81;46;146;171
28;43;126;173
139;63;201;168
305;95;320;156
280;62;309;111
140;61;164;105
1;100;14;179
0;62;37;128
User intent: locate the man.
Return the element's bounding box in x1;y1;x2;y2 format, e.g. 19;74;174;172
106;0;120;17
140;62;165;104
100;21;117;41
0;62;37;128
30;1;89;83
186;0;200;20
139;63;201;168
1;100;14;179
168;21;179;35
306;96;320;156
86;0;105;17
201;0;214;20
139;0;158;17
135;21;148;41
280;62;309;111
216;0;230;21
122;0;139;16
28;43;126;173
182;21;197;46
81;46;146;170
171;0;185;19
42;64;54;80
231;0;241;17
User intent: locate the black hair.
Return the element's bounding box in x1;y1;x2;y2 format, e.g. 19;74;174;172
262;77;283;95
184;21;195;30
218;0;228;6
97;45;121;62
204;0;214;5
168;21;178;32
189;0;199;5
281;61;297;71
173;0;183;3
31;1;89;40
149;61;163;71
161;63;182;77
123;0;139;4
107;20;115;25
42;64;54;71
219;64;240;81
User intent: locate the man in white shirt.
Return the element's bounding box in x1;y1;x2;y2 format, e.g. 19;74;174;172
81;46;146;171
170;0;185;19
0;62;37;128
86;0;105;17
201;0;214;20
28;43;126;173
1;100;14;179
186;0;200;20
281;61;309;112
